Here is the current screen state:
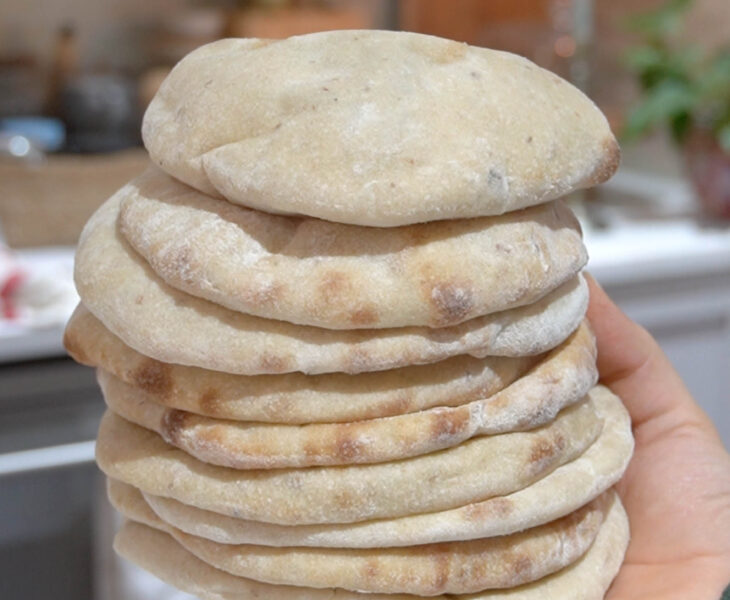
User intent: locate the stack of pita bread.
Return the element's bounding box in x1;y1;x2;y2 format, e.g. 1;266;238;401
64;30;633;599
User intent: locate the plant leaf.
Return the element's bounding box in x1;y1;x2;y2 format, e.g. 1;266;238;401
718;124;730;152
625;45;666;72
696;49;730;97
622;80;696;142
625;0;692;39
670;112;693;142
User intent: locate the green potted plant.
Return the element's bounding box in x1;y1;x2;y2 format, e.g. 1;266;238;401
623;0;730;218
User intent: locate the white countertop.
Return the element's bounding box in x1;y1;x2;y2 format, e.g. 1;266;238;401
0;246;76;363
585;169;730;285
587;218;730;285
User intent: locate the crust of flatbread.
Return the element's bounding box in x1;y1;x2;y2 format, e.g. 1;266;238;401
143;31;619;226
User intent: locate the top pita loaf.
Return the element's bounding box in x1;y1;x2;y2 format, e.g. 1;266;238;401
143;30;619;226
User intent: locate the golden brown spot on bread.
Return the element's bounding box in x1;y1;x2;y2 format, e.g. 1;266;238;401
463;497;514;521
258;352;291;373
194;424;229;454
132;360;173;398
334;427;367;462
376;390;414;418
332;489;355;509
364;558;380;579
160;409;189;445
488;391;510;411
302;438;319;459
430;282;474;326
318;270;351;303
431;546;452;593
430;408;470;441
199;388;221;416
511;554;533;579
529;433;567;474
529;437;556;465
63;327;91;365
588;136;621;184
349;307;378;326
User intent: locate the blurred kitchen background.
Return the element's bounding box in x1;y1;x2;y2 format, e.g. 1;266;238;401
0;0;728;599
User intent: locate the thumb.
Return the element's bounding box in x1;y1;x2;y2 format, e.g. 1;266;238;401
584;273;719;440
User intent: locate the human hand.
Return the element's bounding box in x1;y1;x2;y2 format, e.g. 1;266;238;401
585;275;730;599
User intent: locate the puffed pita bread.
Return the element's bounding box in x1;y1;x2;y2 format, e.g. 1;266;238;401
73;194;589;375
118;168;586;329
143;30;619;227
64;306;539;424
111;485;610;596
96;397;601;525
114;492;628;599
107;386;633;548
98;323;597;468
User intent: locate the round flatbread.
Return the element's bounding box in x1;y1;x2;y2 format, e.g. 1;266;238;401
99;322;597;468
112;486;610;596
114;491;628;599
95;396;601;525
107;385;633;548
74;194;588;375
143;31;619;227
65;305;539;424
118;168;586;329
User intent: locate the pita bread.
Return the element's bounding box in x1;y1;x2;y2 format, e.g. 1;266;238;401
114;492;628;599
109;477;164;530
108;385;633;548
143;31;619;227
112;485;610;596
98;323;597;468
118;168;586;329
74;194;588;375
65;305;539;424
96;396;601;525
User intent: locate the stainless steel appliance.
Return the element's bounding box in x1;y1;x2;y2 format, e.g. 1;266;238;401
0;353;102;600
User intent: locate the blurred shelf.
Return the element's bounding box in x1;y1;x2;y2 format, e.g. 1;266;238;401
0;149;149;248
